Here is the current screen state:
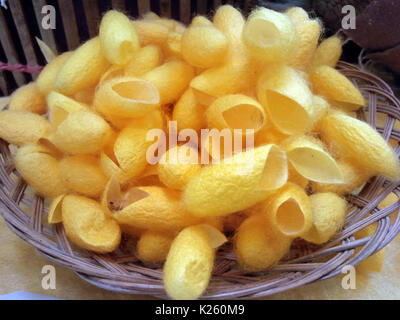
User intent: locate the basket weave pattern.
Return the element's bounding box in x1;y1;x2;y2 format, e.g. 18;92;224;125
1;61;400;299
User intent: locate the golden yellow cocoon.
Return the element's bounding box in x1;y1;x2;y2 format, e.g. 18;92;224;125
62;195;121;253
190;6;253;102
255;125;288;146
125;45;163;77
163;225;214;300
133;20;169;47
172;88;207;132
243;7;298;62
355;221;385;273
48;194;65;224
15;144;67;198
114;127;153;178
165;32;182;58
100;153;134;185
312;95;330;131
94;76;160;118
181;26;228;68
206;94;267;135
113;186;200;232
0;110;51;146
55;37;109;95
143;59;194;105
99;10;140;65
142;11;160;20
98;65;125;86
257;65;314;135
265;182;312;237
53;110;111;155
319;113;400;180
158;145;201;190
286;8;321;70
183;144;288;217
59;155;107;198
137;230;174;264
37;51;72;95
312;158;373;195
191;15;213;27
282;135;343;183
310;66;365;111
9;83;46;115
234;214;292;271
309;36;343;71
302;192;347;244
288;162;309;189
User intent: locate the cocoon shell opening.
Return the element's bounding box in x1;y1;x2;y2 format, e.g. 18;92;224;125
259;145;288;190
276;198;306;236
266;90;311;134
112;80;159;104
222;103;265;131
245;19;280;47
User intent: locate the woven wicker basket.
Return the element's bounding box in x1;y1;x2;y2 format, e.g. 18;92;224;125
1;1;400;300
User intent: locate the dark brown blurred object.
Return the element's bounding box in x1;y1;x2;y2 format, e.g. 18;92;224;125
344;0;400;50
367;45;400;75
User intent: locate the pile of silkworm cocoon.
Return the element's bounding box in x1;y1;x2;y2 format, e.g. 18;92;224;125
0;5;399;300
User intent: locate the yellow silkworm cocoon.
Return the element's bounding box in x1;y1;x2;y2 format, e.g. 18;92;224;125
53;110;112;155
206;94;267;134
59;155;108;198
310;65;365;111
48;194;65;224
302;192;347;244
113;127;153;178
242;7;298;62
265;182;313;237
125;45;163;77
355;221;385;273
309;36;343;71
191;15;213;27
143;11;160;20
286;8;321;70
98;65;125;86
133;20;169;47
158;145;201;190
14;144;67;198
107;108;164;131
282;135;344;183
9;83;46;115
183;144;288;217
190;6;252;102
255;125;288;146
234;214;292;271
37;51;72;95
47;91;89;124
0;110;51;146
181;26;229;68
163;225;215;300
166;32;182;58
99;10;140;65
62;195;121;253
94;76;160;119
55;37;109;95
143;59;195;105
319;112;400;180
312;95;330;131
112;186;200;232
74;86;96;105
257;65;314;135
100;153;134;185
137;230;174;264
312;158;373;195
172;88;207;132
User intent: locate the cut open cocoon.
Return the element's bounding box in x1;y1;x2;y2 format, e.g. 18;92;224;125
243;7;298;63
183;144;288;217
257;65;314;135
206;94;267;134
282;135;344;183
95;76;160;118
48;194;66;224
265;182;312;237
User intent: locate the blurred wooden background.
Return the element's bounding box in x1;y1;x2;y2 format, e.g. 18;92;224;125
0;0;258;96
